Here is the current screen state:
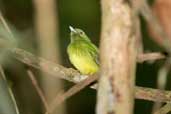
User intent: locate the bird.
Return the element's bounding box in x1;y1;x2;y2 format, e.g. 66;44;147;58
67;26;99;75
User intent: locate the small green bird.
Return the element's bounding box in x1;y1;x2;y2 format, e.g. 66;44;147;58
67;26;99;75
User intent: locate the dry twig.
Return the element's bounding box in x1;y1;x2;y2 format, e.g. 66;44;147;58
47;74;98;114
0;11;14;39
135;86;171;103
152;58;171;113
27;70;50;113
154;103;171;114
131;0;171;53
137;52;165;63
0;66;20;114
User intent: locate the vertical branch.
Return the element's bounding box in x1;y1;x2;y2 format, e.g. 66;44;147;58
33;0;65;113
131;1;143;54
97;0;137;114
33;0;60;61
152;58;171;113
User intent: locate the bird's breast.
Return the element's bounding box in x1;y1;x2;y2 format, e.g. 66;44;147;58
68;46;99;75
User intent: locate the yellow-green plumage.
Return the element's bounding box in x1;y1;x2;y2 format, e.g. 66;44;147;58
67;26;99;75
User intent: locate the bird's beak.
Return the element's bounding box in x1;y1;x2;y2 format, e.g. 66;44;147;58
69;26;77;33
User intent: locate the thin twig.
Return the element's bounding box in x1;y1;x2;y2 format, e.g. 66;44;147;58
0;66;20;114
152;58;171;113
129;0;171;55
27;70;50;113
131;0;144;54
0;11;14;39
46;90;65;114
137;52;165;63
47;74;98;114
157;58;171;89
154;103;171;114
133;0;171;53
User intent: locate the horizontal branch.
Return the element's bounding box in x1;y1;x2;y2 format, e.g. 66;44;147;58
137;52;165;63
9;48;171;103
11;48;82;83
135;86;171;103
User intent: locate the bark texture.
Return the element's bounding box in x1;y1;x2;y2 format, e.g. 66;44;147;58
97;0;137;114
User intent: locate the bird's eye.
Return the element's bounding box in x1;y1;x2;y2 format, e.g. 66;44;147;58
79;31;84;35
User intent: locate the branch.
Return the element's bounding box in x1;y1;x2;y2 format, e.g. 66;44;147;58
33;1;64;113
137;52;165;63
11;48;82;83
0;66;19;114
152;58;171;113
135;86;171;103
8;48;171;103
0;11;14;39
27;70;50;113
46;74;98;114
97;0;137;114
154;103;171;114
130;0;171;53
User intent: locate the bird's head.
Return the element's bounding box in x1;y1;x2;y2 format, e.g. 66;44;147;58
69;26;91;43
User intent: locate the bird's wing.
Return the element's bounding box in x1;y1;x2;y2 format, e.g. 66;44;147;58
87;42;99;65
